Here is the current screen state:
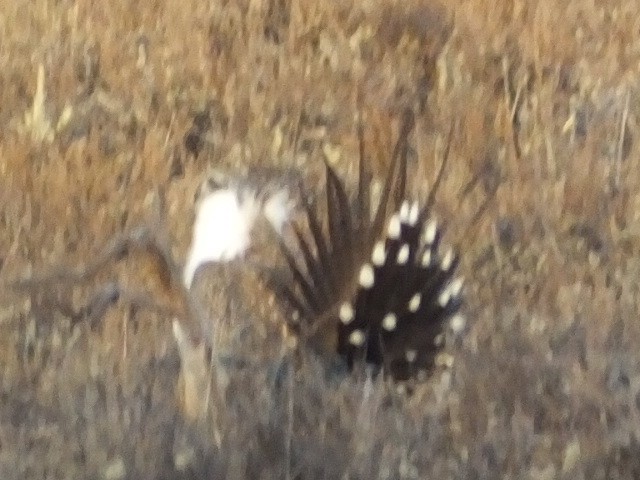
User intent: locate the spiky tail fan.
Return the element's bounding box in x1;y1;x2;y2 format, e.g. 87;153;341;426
264;111;464;381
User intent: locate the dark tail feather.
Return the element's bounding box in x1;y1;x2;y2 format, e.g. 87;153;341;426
302;199;334;290
325;161;354;255
292;223;331;303
372;109;413;236
276;235;322;313
356;108;371;231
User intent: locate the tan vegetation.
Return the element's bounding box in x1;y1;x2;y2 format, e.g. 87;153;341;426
1;0;640;478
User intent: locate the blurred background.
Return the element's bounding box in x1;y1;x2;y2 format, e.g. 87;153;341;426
1;0;639;478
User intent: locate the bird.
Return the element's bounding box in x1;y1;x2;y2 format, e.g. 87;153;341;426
4;111;467;432
174;165;300;419
261;110;466;381
9;109;465;420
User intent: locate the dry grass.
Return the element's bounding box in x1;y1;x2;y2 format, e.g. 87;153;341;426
1;0;640;478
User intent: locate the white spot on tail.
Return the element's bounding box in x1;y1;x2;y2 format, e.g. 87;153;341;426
387;214;401;239
438;288;451;307
397;244;410;264
339;302;354;324
438;278;463;307
349;329;366;347
449;277;464;297
372;241;386;266
382;312;397;331
399;201;410;222
421;249;432;267
408;201;419;226
440;247;455;271
358;264;375;289
450;313;466;332
423;219;438;245
408;293;421;312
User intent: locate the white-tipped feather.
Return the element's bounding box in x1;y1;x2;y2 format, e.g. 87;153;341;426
421;249;432;267
371;241;387;266
423;219;438;245
437;278;463;307
339;302;355;324
440;247;455;271
358;264;375;289
387;214;401;239
408;201;419;226
408;293;421;312
399;201;410;222
450;313;466;332
449;277;464;297
438;288;452;307
382;312;397;331
349;329;366;347
397;244;410;264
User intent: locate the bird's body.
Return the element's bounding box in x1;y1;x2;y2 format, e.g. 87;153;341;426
181;111;465;385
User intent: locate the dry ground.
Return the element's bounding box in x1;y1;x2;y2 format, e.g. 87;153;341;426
1;0;640;478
